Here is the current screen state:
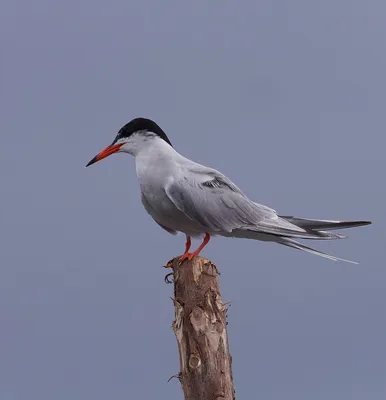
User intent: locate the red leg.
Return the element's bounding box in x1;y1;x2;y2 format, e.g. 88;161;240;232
164;235;192;268
183;236;192;255
180;233;211;263
192;233;210;257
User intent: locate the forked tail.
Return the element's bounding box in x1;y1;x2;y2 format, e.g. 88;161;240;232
278;237;358;264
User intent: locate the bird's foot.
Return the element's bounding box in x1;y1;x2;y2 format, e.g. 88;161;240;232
163;253;196;269
163;258;175;269
178;252;195;265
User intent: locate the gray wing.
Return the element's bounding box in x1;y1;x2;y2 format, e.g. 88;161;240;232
164;167;310;237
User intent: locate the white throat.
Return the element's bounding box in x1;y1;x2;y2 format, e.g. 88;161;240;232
134;136;180;185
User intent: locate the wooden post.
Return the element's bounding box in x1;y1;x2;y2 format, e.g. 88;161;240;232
165;256;235;400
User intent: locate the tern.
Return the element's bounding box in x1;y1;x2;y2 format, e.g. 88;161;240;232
86;117;371;264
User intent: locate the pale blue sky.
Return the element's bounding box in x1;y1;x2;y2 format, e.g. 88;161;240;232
1;1;385;399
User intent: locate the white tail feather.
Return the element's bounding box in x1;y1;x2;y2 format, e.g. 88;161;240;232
278;238;358;264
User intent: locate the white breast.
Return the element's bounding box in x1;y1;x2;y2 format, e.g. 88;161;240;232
134;139;205;236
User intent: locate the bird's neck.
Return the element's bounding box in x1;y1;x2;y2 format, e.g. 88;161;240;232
134;137;180;175
134;136;175;158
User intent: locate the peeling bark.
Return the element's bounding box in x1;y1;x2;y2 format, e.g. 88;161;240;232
168;256;235;400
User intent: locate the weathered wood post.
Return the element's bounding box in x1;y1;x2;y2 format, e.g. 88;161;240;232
166;256;235;400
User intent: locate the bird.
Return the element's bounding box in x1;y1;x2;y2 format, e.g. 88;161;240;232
86;117;371;264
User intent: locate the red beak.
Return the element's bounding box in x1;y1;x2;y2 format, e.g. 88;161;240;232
86;143;123;167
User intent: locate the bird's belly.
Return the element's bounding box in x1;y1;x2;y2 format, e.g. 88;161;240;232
141;189;205;236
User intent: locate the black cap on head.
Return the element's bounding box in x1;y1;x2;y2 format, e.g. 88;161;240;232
113;118;172;147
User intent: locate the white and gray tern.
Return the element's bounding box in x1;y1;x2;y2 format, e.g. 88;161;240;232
86;118;371;264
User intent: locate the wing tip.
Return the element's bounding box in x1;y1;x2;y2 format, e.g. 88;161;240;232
359;220;372;226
